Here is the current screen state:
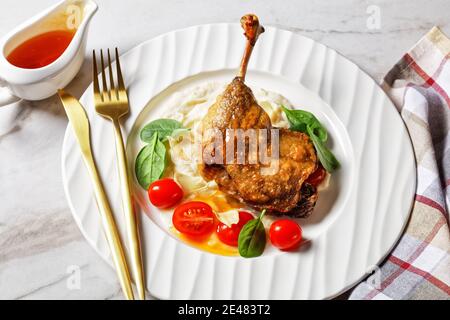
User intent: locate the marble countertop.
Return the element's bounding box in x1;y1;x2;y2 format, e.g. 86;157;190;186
1;0;449;300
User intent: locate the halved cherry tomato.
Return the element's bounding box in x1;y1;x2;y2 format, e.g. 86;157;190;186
172;201;215;238
148;178;183;209
216;211;254;247
269;219;302;251
306;165;326;187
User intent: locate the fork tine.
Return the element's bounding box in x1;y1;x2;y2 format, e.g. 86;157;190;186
92;50;101;101
100;49;109;100
115;48;127;100
107;49;117;100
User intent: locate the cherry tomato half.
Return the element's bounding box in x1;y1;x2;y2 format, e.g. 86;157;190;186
306;165;326;187
216;211;254;247
148;178;183;209
269;219;302;251
172;201;215;238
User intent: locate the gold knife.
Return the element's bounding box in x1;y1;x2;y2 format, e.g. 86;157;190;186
58;89;135;300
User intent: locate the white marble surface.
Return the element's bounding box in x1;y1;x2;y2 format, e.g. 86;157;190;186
0;0;449;300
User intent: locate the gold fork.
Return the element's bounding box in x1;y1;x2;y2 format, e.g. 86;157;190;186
93;48;145;300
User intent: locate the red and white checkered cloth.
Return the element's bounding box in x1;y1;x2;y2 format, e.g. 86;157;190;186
350;27;450;300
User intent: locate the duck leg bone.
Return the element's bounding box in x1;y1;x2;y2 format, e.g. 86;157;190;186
238;14;265;80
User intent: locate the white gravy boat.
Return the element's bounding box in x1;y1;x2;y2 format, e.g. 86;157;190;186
0;0;97;106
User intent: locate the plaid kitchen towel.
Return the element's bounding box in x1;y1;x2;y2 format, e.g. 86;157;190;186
350;27;450;300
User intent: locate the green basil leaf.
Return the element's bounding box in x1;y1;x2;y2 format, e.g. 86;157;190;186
282;106;339;172
281;106;327;142
140;119;187;143
238;210;266;258
135;133;166;189
307;126;340;172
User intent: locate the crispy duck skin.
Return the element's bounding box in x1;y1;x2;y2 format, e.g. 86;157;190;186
199;14;318;216
202;77;271;132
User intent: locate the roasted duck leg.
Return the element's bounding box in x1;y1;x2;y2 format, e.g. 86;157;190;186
199;14;318;217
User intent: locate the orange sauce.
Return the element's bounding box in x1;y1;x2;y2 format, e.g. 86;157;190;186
172;228;239;256
172;191;244;256
6;30;75;69
189;192;242;213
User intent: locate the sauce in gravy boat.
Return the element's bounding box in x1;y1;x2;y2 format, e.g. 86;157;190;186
0;0;97;106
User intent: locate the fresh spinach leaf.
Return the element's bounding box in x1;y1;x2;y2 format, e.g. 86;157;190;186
135;133;166;189
140;119;187;143
238;209;267;258
307;126;340;172
281;106;327;142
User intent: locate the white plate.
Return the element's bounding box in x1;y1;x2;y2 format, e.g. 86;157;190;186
62;23;416;299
